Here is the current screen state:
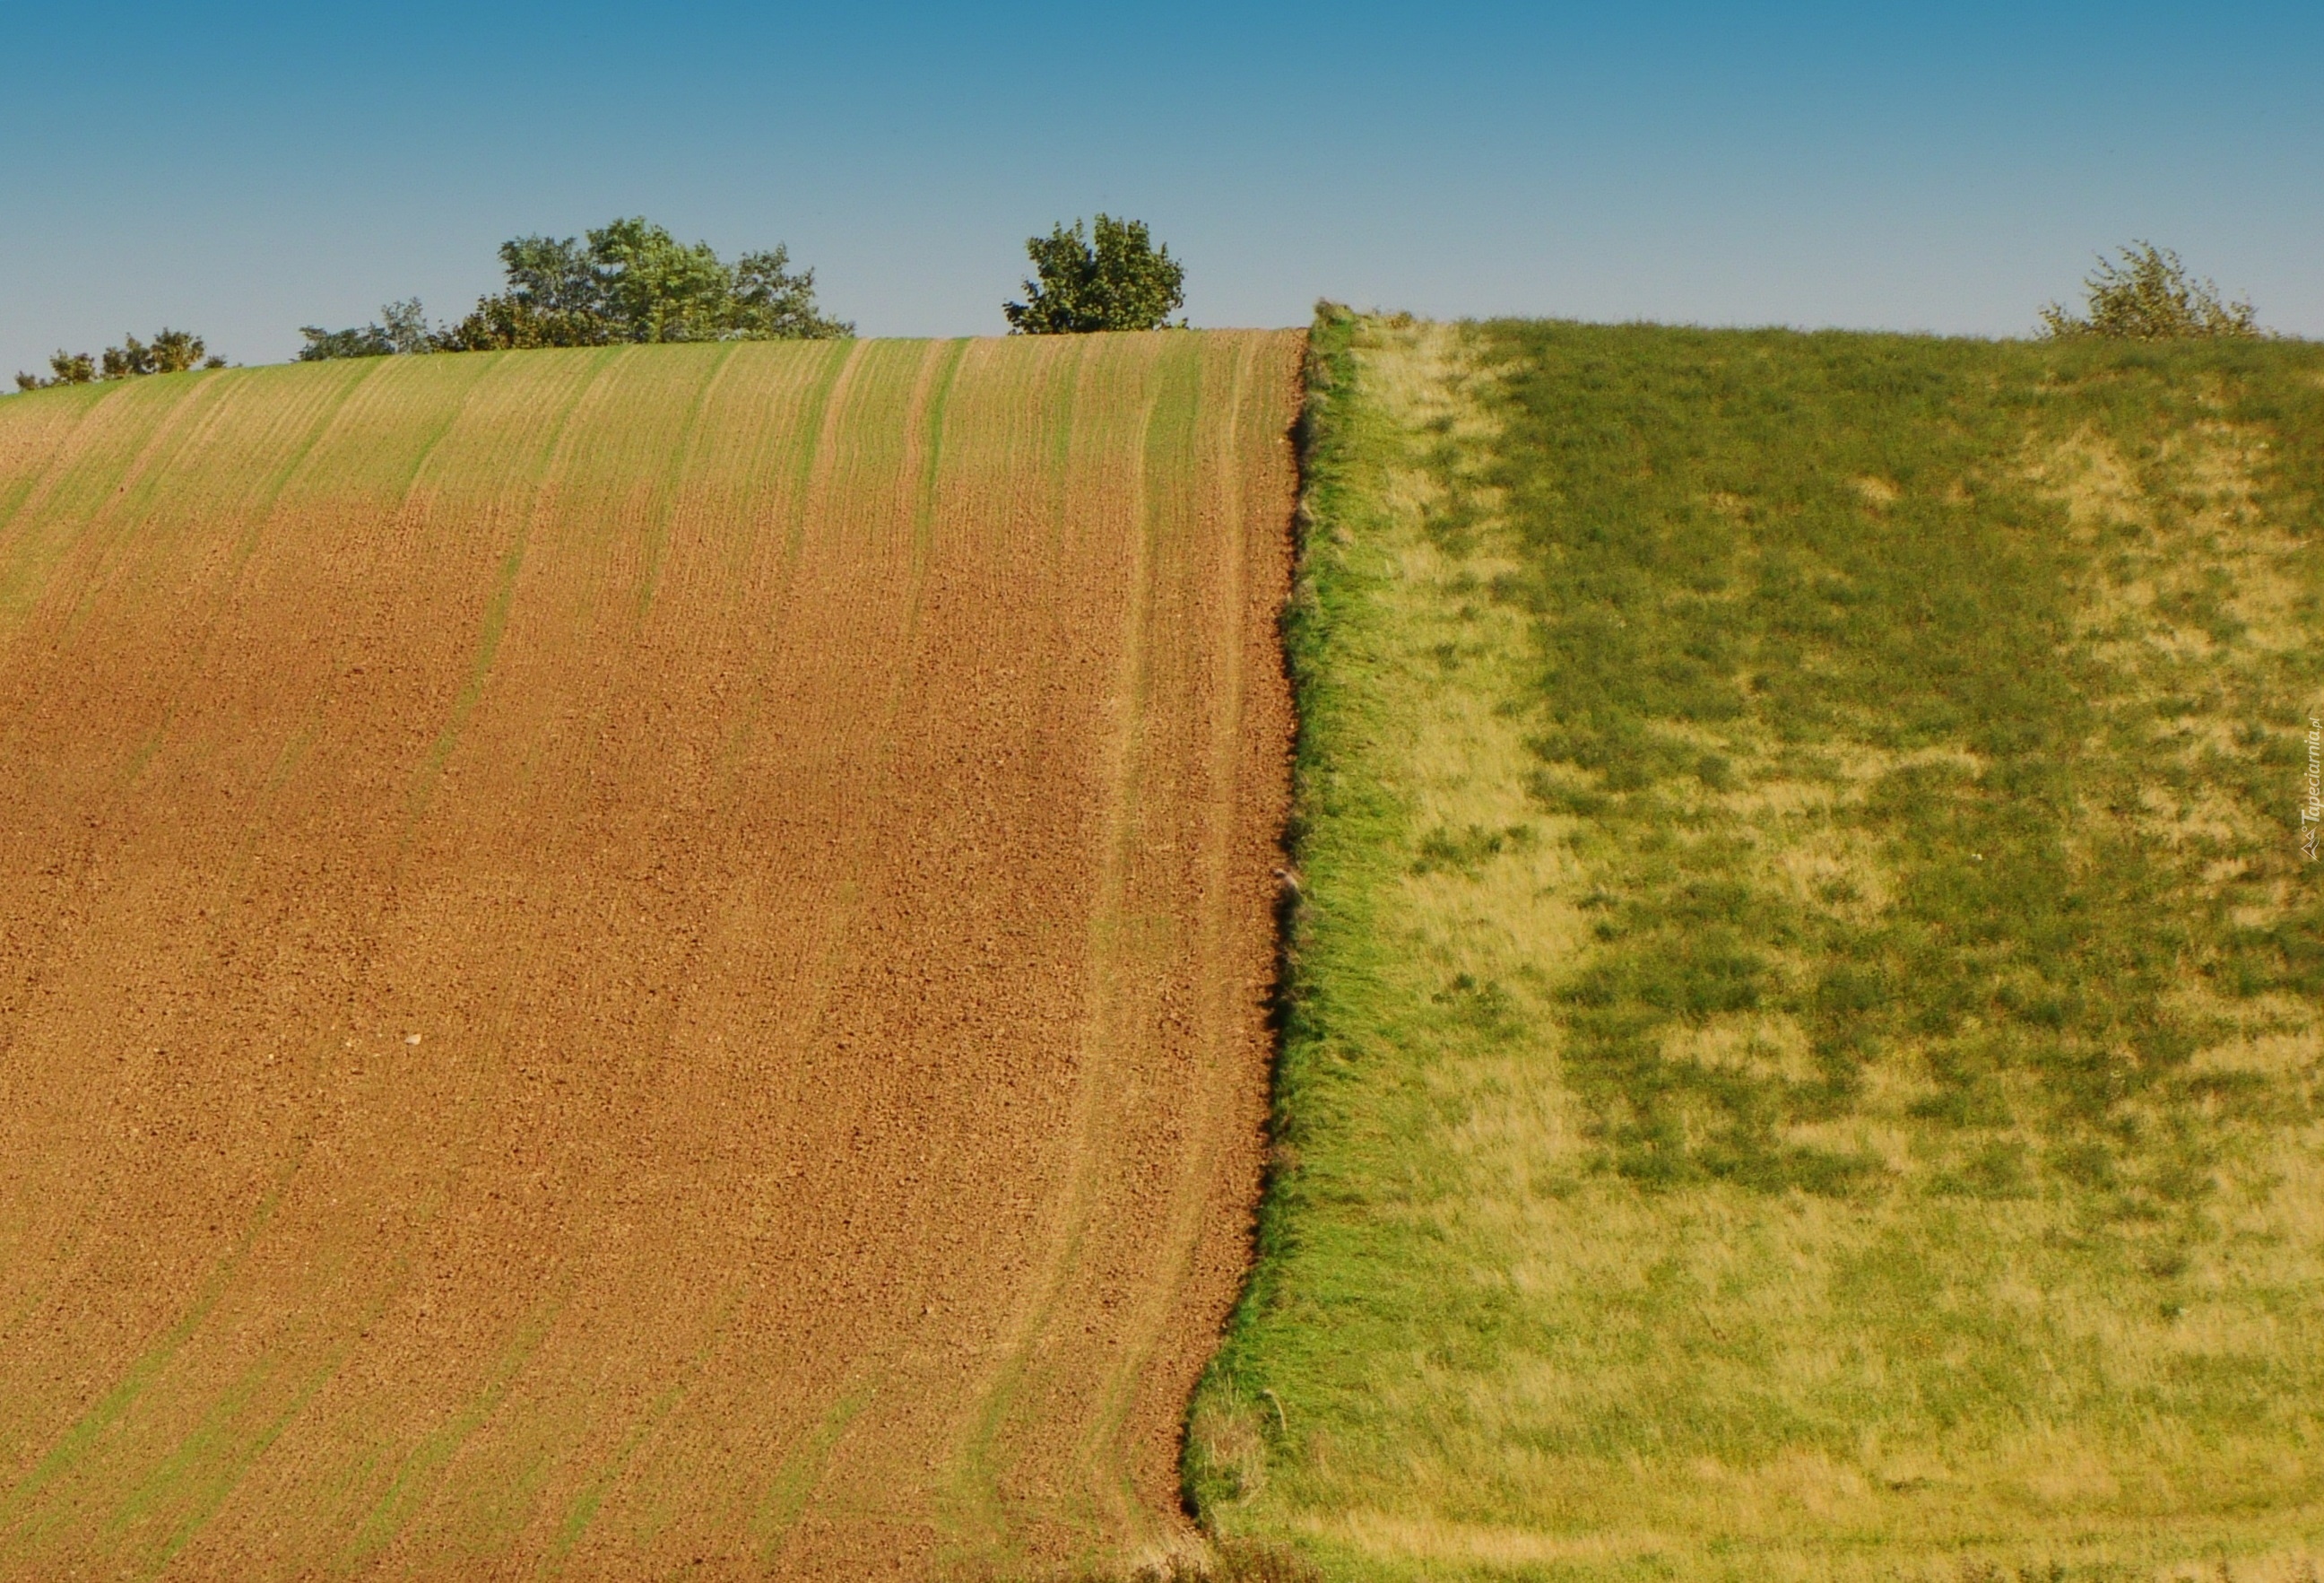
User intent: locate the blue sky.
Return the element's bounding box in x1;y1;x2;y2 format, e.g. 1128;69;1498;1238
4;2;2318;371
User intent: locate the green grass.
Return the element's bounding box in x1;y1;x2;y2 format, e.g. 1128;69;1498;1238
1188;309;2324;1581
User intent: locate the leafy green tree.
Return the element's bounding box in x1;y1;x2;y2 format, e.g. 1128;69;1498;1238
1003;215;1185;334
2040;242;2260;339
296;326;386;361
15;351;96;391
299;221;851;359
591;217;733;342
297;300;434;361
438;218;852;350
499;235;603;317
730;245;850;339
100;328;221;378
429;293;610;352
17;331;221;391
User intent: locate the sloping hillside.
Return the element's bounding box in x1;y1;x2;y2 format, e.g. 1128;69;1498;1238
0;333;1299;1579
1193;310;2324;1581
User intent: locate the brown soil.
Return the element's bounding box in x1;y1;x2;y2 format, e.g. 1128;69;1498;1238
0;331;1301;1579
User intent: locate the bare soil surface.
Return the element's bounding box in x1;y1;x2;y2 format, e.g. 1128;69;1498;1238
0;331;1300;1579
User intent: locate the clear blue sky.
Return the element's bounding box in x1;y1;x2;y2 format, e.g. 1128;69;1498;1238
4;2;2318;372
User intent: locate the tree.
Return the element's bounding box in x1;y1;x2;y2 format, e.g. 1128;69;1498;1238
1003;215;1185;334
15;351;96;391
429;292;611;352
434;218;853;351
299;220;852;358
297;300;435;361
17;331;222;391
731;246;852;339
589;217;734;343
2040;242;2259;340
101;328;220;376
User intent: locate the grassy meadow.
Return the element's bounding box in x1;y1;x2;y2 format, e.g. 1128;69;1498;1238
1186;309;2324;1580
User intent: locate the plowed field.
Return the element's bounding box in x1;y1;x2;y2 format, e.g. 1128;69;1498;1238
0;331;1300;1579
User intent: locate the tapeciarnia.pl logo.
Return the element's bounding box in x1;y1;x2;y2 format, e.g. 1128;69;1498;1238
2302;716;2321;863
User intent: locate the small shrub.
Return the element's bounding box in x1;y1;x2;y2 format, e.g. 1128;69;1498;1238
2039;241;2260;340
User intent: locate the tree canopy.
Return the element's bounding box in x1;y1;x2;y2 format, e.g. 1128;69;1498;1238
299;218;851;360
2040;242;2260;340
1003;215;1185;335
16;330;223;391
294;300;435;361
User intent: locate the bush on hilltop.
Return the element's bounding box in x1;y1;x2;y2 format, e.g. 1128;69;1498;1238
1004;214;1185;334
2040;241;2260;339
